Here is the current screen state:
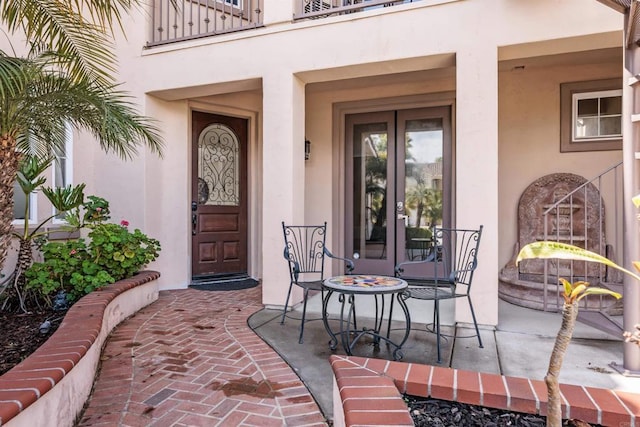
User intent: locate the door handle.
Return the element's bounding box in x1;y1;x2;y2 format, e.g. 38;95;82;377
397;214;408;226
191;201;198;235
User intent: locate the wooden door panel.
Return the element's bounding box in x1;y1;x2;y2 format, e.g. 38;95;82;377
198;243;217;262
198;213;239;232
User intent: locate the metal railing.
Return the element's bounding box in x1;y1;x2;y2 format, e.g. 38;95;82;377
147;0;263;47
294;0;417;20
539;162;624;313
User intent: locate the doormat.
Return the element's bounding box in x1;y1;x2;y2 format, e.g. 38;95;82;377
189;277;259;291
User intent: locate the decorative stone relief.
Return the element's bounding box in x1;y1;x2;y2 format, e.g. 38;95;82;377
517;173;605;279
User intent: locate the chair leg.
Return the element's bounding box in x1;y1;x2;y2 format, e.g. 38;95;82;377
386;294;395;339
435;299;442;364
352;296;358;330
298;288;310;344
280;282;294;325
467;295;483;348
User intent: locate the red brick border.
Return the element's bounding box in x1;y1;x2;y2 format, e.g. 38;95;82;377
0;271;160;426
330;355;640;427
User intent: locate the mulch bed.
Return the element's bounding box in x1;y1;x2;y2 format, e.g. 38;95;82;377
405;395;598;427
0;309;64;376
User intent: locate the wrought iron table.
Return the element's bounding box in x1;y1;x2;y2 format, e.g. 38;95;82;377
321;275;411;360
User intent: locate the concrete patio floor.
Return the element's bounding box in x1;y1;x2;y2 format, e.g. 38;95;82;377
251;291;640;421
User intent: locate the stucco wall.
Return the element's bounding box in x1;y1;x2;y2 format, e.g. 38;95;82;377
498;61;623;269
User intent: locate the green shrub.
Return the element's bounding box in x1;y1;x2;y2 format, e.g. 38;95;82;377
88;223;160;281
24;222;160;302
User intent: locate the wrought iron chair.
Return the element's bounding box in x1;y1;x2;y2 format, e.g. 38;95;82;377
394;226;483;363
281;222;355;344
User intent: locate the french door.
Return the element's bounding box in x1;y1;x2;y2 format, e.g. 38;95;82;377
345;107;452;275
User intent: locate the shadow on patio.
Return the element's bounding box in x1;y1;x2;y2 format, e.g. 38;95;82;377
249;292;637;421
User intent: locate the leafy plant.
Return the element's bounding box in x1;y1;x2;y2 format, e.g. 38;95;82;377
0;51;164;290
82;196;111;224
88;223;160;280
24;221;160;302
0;155;86;312
516;241;622;427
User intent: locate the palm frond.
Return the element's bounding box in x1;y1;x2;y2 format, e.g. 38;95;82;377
0;53;164;160
0;0;126;84
516;241;640;283
41;183;85;211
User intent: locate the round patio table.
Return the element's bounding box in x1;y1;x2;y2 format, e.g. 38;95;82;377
321;275;410;360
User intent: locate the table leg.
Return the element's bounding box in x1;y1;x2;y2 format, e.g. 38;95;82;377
342;293;355;355
322;289;338;351
392;290;412;360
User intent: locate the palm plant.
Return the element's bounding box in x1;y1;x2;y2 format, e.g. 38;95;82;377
0;0;147;85
0;52;163;292
516;242;626;427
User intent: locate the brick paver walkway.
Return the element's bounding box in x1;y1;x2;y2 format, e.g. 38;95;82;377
78;286;328;427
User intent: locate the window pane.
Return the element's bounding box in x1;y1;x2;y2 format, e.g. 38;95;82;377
198;123;240;206
13;182;26;220
352;122;388;261
576;117;598;138
54;147;67;188
577;98;598;117
601;96;621;115
600;116;622;136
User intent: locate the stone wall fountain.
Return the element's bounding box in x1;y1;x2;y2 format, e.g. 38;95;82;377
499;172;621;313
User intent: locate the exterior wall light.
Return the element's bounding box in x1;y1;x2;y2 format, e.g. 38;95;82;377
305;139;311;160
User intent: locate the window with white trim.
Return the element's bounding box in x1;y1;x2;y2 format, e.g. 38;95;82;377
573;89;622;142
560;79;622;152
52;123;73;222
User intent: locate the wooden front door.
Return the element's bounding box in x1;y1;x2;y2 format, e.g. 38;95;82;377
191;111;248;278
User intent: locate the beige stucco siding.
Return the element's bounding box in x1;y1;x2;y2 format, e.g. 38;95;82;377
498;61;623;269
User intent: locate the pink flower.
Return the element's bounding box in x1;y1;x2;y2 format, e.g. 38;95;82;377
120;220;129;227
96;207;102;212
70;250;77;255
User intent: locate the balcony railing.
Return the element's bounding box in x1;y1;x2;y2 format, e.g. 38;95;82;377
148;0;263;47
294;0;417;20
147;0;419;47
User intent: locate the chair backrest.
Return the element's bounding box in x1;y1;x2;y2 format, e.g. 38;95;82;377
433;226;483;289
282;222;328;277
395;226;483;290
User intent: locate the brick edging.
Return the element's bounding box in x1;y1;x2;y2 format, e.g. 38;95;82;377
0;271;160;426
330;355;640;427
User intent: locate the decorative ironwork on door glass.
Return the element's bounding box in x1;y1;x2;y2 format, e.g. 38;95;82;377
198;123;240;206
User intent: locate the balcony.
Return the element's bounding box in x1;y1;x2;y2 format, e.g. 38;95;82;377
293;0;417;20
147;0;418;47
147;0;264;47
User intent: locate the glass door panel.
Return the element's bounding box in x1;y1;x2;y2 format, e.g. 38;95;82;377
346;111;396;275
352;122;388;259
401;117;444;262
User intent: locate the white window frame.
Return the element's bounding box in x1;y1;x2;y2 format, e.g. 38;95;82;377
560;78;622;152
572;89;622;142
52;123;74;224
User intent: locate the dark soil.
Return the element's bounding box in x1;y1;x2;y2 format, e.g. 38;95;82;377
405;395;600;427
0;309;64;376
